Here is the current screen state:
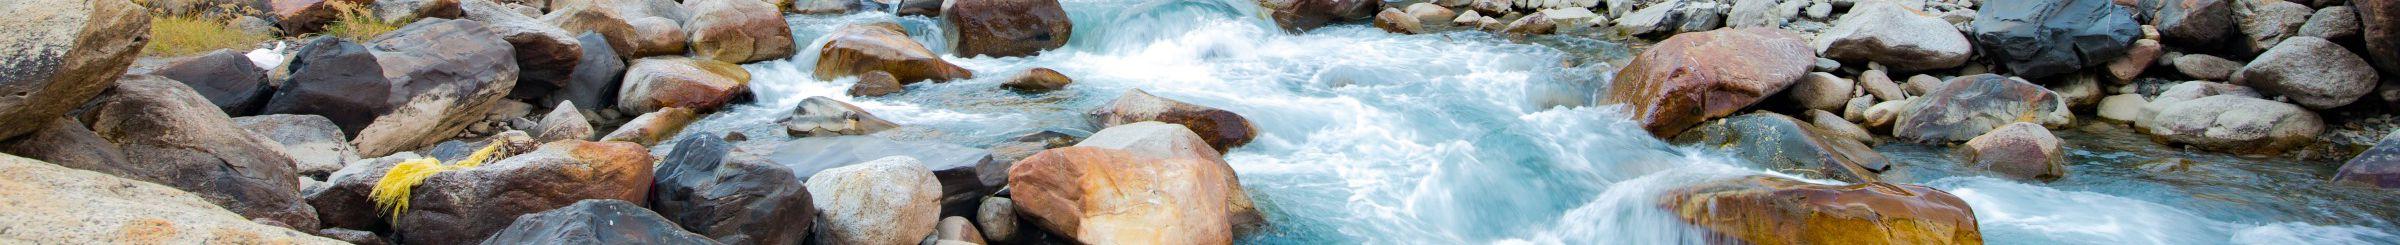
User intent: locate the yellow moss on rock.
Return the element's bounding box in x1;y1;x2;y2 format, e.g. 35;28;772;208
369;141;508;219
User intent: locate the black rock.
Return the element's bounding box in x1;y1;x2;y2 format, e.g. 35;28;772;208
550;32;627;110
653;134;815;245
151;50;273;116
1971;0;2141;79
480;199;716;245
764;136;1006;216
263;37;395;135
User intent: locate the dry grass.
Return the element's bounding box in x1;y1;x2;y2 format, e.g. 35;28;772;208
324;1;406;41
144;15;271;57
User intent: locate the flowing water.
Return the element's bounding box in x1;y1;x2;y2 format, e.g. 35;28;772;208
666;0;2400;243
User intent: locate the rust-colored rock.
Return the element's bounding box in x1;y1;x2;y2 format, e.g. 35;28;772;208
944;0;1073;57
618;57;751;114
1602;28;1817;138
600;107;699;146
1007;147;1234;245
1002;67;1073;92
1091;89;1258;154
815;23;975;83
1661;175;1982;245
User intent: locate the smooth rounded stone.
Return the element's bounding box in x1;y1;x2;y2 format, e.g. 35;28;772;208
765;136;1004;216
944;0;1073;57
1894;74;2072;143
1660;175;1981;245
599;107;698;146
2238;1;2311;54
2137;81;2261;124
2097;93;2148;123
2233;36;2381;109
1502;12;1557;36
2300;6;2359;39
815;23;975;83
1843;96;1875;121
1961;122;2067;181
2172;54;2240;81
1074;122;1262;228
375;0;464;23
2153;0;2233;45
1008;147;1234;244
976;197;1021;242
394;140;658;245
2108;39;2163;82
0;0;149;140
2140;95;2322;155
82;75;320;231
354;18;521;157
532;102;595;142
1814;1;1973;72
459;0;584;86
788;0;856;13
1093;89;1260;153
1786;72;1854;111
264;37;395;136
936;216;987;244
481;199;715;244
1969;0;2140;78
2054;73;2105;108
0;155;343;244
651;135;814;245
1262;0;1380;32
1902;74;1944;96
1858;70;1904;101
1002;67;1074;92
540;4;642;58
1813;58;1841;72
618;56;751;114
271;0;361;34
548;0;692;57
1468;0;1508;15
1672;112;1891;182
685;0;797;63
2365;0;2400;76
778;96;899;137
1808;109;1872;144
233;114;362;179
1862;98;1911;130
1374;8;1428;34
2335;129;2400;188
0;118;133;176
806;156;944;245
849;70;906;96
1603;28;1817;138
1404;3;1458;27
152;50;274;116
550;32;624;110
316;228;389;245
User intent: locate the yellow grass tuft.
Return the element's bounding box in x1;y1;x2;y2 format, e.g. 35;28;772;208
369;141;508;219
324;1;406;41
144;15;271;57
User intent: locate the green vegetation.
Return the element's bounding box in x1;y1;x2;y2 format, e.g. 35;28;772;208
324;1;406;42
144;15;271;57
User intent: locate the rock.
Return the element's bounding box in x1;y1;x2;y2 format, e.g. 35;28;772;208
152;50;274;116
815;23;975;83
1008;147;1234;244
1003;68;1074;92
2233;36;2381;109
1404;3;1458;27
2055;73;2105;108
805;156;943;245
1961;122;2067;181
419;130;537;164
551;33;630;111
1074;122;1262;228
460;0;584;86
1786;72;1854;111
81;75;319;231
652;134;814;245
316;228;389;245
1808;109;1872;144
788;0;856;13
1672;112;1890;182
1374;8;1428;34
850;70;906;96
1862;98;1911;129
2364;0;2400;76
263;37;395;136
2153;0;2233;46
2300;6;2359;39
1469;0;1508;15
394;140;657;245
1859;70;1905;101
2335;129;2400;188
1092;89;1260;153
0;118;133;176
354;18;521;157
376;0;464;22
304;153;415;232
548;0;691;58
2172;54;2241;81
945;0;1073;57
976;197;1021;242
618;56;751;114
598;107;698;146
1815;1;1974;72
1894;74;2072;143
1661;175;1980;245
685;0;797;63
2140;95;2321;154
1262;0;1381;32
2108;39;2164;81
0;155;342;244
936;216;986;244
1813;58;1841;72
1726;0;1791;28
764;136;1004;216
1902;74;1944;96
778;96;900;137
1602;28;1816;138
1970;0;2140;78
1503;12;1557;35
0;0;149;140
271;0;367;34
533;102;595;142
892;0;941;16
2138;81;2261;124
234;114;362;179
2238;1;2311;54
1843;96;1874;121
480;199;714;244
2098;94;2148;123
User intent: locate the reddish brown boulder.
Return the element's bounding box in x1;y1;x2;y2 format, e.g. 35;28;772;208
617;57;751;114
1961;122;2067;181
79;75;321;231
685;0;796;63
1008;147;1234;244
1091;89;1258;154
2363;0;2400;76
1602;28;1817;138
1261;0;1381;32
1662;175;1982;244
814;23;974;83
944;0;1073;57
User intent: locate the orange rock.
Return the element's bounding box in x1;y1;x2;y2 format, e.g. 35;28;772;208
1007;147;1233;245
814;23;973;83
1603;28;1816;138
1661;175;1982;245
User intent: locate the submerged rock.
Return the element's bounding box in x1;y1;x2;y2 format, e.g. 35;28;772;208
1893;74;2072;143
2233;36;2380;110
1961;122;2067;181
0;0;149;140
806;156;943;245
849;70;906;97
945;0;1073;57
653;134;814;245
1009;147;1235;244
394;140;656;244
480;199;715;244
1969;0;2139;78
778;96;899;137
1661;175;1981;245
1672;112;1890;183
815;23;974;83
0;155;341;244
1003;68;1074;92
82;75;320;231
2336;129;2400;188
1602;28;1816;138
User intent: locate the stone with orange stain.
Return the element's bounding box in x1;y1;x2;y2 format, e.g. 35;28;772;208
600;107;700;146
391;140;658;244
1007;147;1234;245
814;23;975;83
1602;28;1817;138
1661;175;1982;245
618;57;751;115
0;155;340;244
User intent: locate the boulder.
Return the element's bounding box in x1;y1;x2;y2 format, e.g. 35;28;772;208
2137;80;2261;124
2108;39;2164;81
850;70;905;96
1785;72;1853;111
599;107;698;146
1894;74;2072;143
685;0;797;63
2299;6;2359;39
2335;129;2400;188
81;75;319;231
1661;175;1981;244
2364;0;2400;76
1725;0;1793;28
2237;1;2311;54
2233;36;2380;109
1262;0;1380;32
2097;93;2147;123
619;56;751;114
764;136;1004;216
1970;0;2140;78
0;0;149;140
234;114;363;179
546;0;691;58
354;18;521;157
1814;1;1974;72
532;102;595;142
1092;89;1260;153
552;32;629;110
2153;0;2233;46
945;0;1073;57
1858;70;1905;101
1009;147;1234;244
1601;28;1816;137
0;155;342;244
305;153;416;232
977;197;1022;242
1003;67;1074;92
393;140;656;245
263;37;395;136
480;199;716;244
1612;1;1730;36
814;23;975;83
653;134;815;245
2172;54;2240;81
152;50;274;116
1075;122;1263;227
1404;3;1458;28
271;0;371;34
0;118;133;176
2139;95;2321;154
778;96;899;137
1374;8;1427;34
1960;122;2067;181
805;156;944;245
460;0;584;86
1672;112;1890;182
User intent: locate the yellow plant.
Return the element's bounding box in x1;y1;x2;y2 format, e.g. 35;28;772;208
324;1;405;41
144;15;271;57
369;141;508;219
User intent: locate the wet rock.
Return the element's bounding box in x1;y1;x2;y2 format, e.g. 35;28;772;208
765;136;1003;216
806;156;943;245
599;107;698;146
2108;39;2163;81
686;0;797;63
945;0;1073;57
264;37;394;136
1093;89;1260;153
394;140;656;245
0;155;342;244
1003;68;1074;92
0;0;149;140
1262;0;1380;32
234;114;362;179
2097;94;2147;123
815;23;975;83
0;118;133;176
272;0;368;34
1786;72;1853;111
976;197;1021;242
481;199;715;244
618;56;751;114
1961;122;2067;181
354;18;521;157
778;96;899;137
532;102;594;142
2335;129;2400;188
849;70;906;96
1859;70;1904;101
1672;112;1890;182
460;0;584;86
1970;0;2140;78
1660;175;1980;245
1815;1;1973;72
2154;0;2233;45
1374;8;1427;34
2233;36;2380;109
152;50;274;116
82;75;319;231
2300;6;2359;39
1894;74;2072;143
1009;147;1234;244
2140;95;2321;154
1808;109;1871;144
653;134;814;245
1603;28;1816;138
2238;1;2311;54
2364;0;2400;76
2172;54;2240;81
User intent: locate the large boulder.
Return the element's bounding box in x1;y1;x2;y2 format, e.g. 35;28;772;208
234;114;363;179
1814;1;1974;72
1970;0;2140;78
0;155;342;244
0;0;149;140
460;0;584;86
653;134;814;245
814;23;974;83
599;107;699;146
778;96;899;137
0;118;133;176
1261;0;1380;32
2335;129;2400;188
618;56;751;114
2232;36;2380;109
480;199;716;244
263;37;396;136
2363;0;2400;76
1960;122;2067;181
1661;175;1981;244
1074;122;1263;228
1672;112;1890;182
1893;74;2072;143
550;32;630;110
2136;81;2261;125
805;156;944;245
765;136;1004;216
2153;0;2234;46
2237;1;2312;54
1092;89;1260;154
685;0;796;63
1008;147;1234;244
152;50;274;116
545;0;691;58
2139;95;2321;155
1602;28;1816;137
393;140;656;244
944;0;1072;57
354;18;521;157
80;75;320;231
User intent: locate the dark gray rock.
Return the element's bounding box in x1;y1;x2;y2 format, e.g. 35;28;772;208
80;75;319;231
480;199;716;245
764;136;1005;216
653;134;815;245
550;32;627;111
2154;0;2233;46
151;50;273;116
1970;0;2141;78
264;37;396;136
